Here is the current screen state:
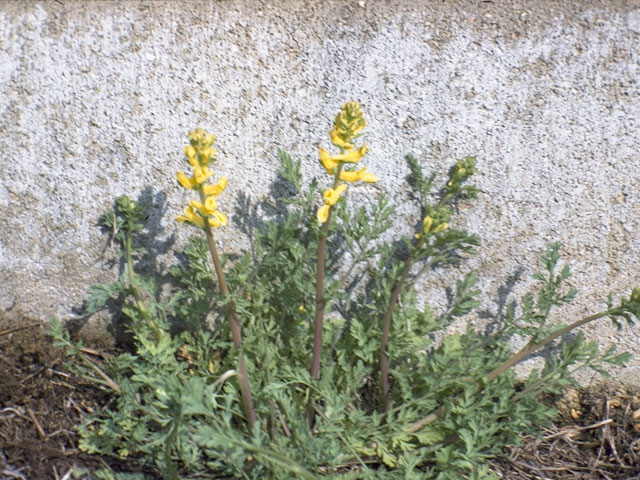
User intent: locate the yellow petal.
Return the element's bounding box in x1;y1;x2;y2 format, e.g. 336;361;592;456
193;166;213;185
322;188;336;205
208;211;228;227
362;172;378;183
202;177;228;196
189;200;206;215
176;206;204;228
319;148;339;172
177;171;197;189
317;204;330;223
185;146;197;166
338;168;377;183
201;147;216;162
322;184;347;206
433;223;448;234
422;216;434;234
332;143;367;164
203;196;217;214
339;169;362;183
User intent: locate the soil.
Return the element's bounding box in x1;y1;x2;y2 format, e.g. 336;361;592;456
0;322;159;480
1;321;639;480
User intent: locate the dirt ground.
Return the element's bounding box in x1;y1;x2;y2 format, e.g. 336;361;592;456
1;321;639;480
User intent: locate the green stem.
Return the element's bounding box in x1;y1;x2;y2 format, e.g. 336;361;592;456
78;354;120;393
200;196;257;432
485;310;614;383
124;229;163;339
165;406;182;480
379;236;423;412
238;443;321;480
405;307;621;433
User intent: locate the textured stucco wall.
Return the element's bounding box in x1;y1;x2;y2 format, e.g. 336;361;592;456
1;1;639;381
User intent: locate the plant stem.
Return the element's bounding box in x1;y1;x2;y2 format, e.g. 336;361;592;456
379;193;456;410
484;310;614;383
78;354;120;393
379;238;422;412
310;166;342;380
202;218;258;432
311;215;332;380
378;191;461;413
406;307;620;434
124;232;163;339
165;405;182;480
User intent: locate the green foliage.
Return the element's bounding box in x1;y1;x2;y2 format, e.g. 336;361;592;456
48;147;640;480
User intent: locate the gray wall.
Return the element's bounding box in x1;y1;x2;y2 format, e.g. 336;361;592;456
1;1;639;382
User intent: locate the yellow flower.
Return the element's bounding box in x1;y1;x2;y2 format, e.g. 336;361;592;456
189;196;218;216
177;171;198;190
177;166;214;189
176;205;227;229
415;215;449;239
202;177;228;196
317;204;330;223
188;128;212;145
331;143;368;164
433;223;448;234
185;145;197;166
422;216;434;234
201;146;216;163
193;165;213;184
322;184;347;206
208;211;228;227
176;205;205;228
339;167;378;183
319;144;368;174
319;148;339;173
185;130;216;168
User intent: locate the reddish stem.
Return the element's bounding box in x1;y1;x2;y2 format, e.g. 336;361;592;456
203;222;258;431
311;212;332;379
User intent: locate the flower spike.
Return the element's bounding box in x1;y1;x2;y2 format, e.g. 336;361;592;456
175;129;227;229
316;101;378;224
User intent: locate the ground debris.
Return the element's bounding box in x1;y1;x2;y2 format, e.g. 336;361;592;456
491;384;640;479
0;321;156;480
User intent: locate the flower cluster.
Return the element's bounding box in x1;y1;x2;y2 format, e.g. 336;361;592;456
445;157;477;194
317;101;377;223
176;129;228;229
626;287;640;318
415;206;450;240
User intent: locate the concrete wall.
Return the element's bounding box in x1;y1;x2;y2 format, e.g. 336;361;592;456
1;1;639;382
